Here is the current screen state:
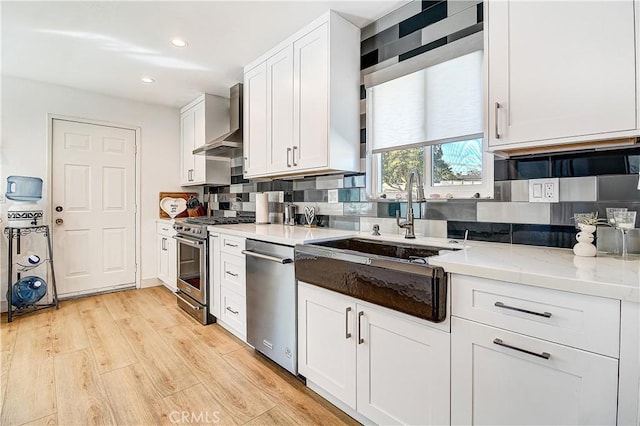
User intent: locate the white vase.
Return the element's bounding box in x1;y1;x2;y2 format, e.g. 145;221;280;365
573;224;597;257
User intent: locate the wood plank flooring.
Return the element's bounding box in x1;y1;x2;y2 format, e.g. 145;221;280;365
0;286;359;426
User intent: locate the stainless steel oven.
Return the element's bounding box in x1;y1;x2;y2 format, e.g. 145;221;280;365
173;222;209;324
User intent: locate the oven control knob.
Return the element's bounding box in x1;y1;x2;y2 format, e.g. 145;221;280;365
195;229;201;234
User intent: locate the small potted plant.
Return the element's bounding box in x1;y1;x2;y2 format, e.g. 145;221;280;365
572;213;599;256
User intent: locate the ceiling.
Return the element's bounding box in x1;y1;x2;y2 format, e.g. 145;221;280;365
2;1;407;108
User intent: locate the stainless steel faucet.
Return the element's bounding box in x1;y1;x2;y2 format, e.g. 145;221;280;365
396;169;426;239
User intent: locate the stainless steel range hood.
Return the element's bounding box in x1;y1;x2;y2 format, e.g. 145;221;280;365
193;83;243;157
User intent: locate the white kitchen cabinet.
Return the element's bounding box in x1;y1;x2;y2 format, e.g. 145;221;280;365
208;232;221;319
298;281;450;425
450;273;620;425
180;94;232;186
486;0;638;153
215;232;246;341
243;11;360;179
156;222;176;291
451;317;619;426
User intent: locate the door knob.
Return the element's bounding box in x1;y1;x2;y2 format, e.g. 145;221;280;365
55;218;63;225
55;206;63;212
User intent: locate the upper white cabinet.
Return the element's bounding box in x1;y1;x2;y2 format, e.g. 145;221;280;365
243;11;361;178
180;94;232;186
486;0;639;153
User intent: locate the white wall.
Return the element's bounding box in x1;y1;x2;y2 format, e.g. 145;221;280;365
0;76;182;306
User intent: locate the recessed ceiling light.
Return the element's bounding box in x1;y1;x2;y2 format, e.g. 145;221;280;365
141;76;155;84
171;38;188;48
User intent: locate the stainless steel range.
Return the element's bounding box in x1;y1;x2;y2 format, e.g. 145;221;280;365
173;216;254;324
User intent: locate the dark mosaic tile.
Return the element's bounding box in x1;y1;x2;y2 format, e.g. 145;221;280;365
377;202;424;219
256;181;273;192
447;22;483;44
550;202;600;226
598;175;640;201
338;188;361;202
284;191;293;202
360;84;366;100
399;37;447;62
361;25;399;55
240;193;250;202
424;200;477;221
360;142;367;159
399;1;447;38
304;189;327;202
230;166;243;176
380;31;422;62
494;159;509;181
271;180;293;191
477;2;483;23
508;158;550;180
293;191;305;202
511;224;575;249
344;174;366;188
231;176;249;184
361;49;379;70
553;154;629;178
422;0;440;10
360;128;366;144
447;221;511;243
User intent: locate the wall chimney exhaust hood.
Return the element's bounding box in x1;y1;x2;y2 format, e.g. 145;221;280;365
193;83;243;157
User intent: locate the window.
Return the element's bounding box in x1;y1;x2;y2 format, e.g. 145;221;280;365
367;50;493;199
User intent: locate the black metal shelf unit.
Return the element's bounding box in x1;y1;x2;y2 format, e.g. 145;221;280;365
4;225;59;322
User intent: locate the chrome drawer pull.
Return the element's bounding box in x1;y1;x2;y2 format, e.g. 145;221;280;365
493;338;550;360
358;311;364;344
494;301;552;318
175;292;202;311
345;307;352;339
225;243;238;248
225;271;238;277
226;306;239;315
494;102;501;139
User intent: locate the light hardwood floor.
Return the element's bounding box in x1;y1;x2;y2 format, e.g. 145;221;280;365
0;286;359;426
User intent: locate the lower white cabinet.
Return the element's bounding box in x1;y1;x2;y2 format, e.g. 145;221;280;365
157;222;176;291
212;232;246;341
298;281;450;425
451;317;619;425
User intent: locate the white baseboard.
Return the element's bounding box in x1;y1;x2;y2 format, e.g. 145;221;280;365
141;277;164;288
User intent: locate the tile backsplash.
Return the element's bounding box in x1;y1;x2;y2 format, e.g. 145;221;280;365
203;0;639;252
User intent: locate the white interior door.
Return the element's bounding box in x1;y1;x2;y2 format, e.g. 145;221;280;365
52;118;136;297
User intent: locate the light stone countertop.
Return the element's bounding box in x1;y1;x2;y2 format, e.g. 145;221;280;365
200;223;639;303
429;243;640;303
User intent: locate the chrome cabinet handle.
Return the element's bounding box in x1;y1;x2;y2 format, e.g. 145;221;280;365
225;243;238;248
345;307;352;339
286;147;292;167
493;338;550;360
226;306;239;315
358;311;364;344
494;102;501;140
292;146;298;167
225;271;238;277
494;301;552;318
162;237;166;251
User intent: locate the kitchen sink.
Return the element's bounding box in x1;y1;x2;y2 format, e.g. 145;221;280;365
295;238;458;322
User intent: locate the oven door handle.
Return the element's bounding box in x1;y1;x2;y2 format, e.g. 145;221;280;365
175;291;202;311
241;250;293;264
173;236;204;247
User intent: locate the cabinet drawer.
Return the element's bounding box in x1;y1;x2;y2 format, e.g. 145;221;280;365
220;253;245;296
156;222;176;237
220;287;246;338
220;234;245;255
451;274;620;358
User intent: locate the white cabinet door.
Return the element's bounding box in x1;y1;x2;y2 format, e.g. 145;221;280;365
298;282;357;409
208;233;221;319
180;108;195;185
243;63;268;177
164;236;176;291
293;23;329;170
451;317;619;426
487;0;637;149
267;45;294;173
357;304;450;425
190;101;207;184
158;234;169;284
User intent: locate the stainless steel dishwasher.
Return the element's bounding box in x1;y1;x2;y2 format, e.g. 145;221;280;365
242;239;296;375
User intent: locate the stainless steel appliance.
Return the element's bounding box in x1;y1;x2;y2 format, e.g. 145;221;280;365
284;203;297;226
173;216;254;324
243;239;297;375
192;83;243;157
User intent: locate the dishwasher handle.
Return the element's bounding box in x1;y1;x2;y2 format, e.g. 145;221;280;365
242;250;293;264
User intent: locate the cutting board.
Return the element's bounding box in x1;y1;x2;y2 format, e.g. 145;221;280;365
159;192;198;218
